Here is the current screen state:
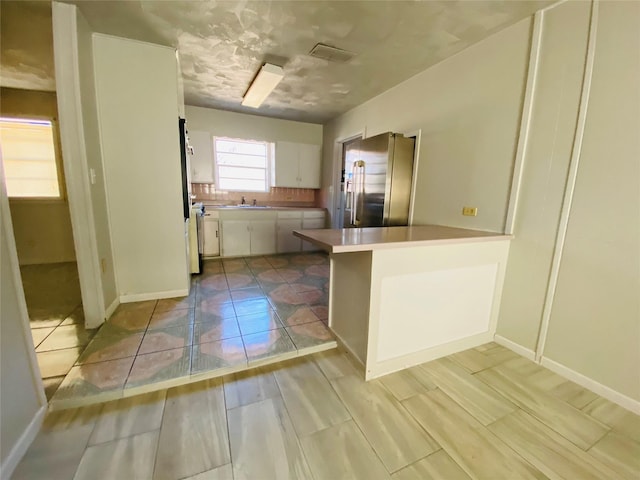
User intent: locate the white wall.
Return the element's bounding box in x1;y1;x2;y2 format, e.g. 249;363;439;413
321;18;532;232
1;176;45;475
185;105;322;145
76;11;118;309
497;1;591;351
543;0;640;402
93;34;188;300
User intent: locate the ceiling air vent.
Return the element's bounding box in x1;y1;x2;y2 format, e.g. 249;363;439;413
308;43;356;63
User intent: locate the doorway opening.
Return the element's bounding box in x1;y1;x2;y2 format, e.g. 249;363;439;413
0;109;96;400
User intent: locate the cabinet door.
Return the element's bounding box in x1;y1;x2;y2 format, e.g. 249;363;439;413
250;220;276;255
203;217;220;257
298;143;321;188
301;217;325;251
189;130;214;183
277;219;302;253
221;220;251;257
274;141;300;187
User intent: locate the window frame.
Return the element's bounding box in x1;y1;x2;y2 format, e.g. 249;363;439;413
212;136;272;192
0;116;66;201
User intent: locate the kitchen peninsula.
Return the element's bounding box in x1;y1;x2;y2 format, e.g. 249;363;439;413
294;225;512;379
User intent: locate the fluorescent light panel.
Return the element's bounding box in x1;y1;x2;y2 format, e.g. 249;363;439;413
241;63;284;108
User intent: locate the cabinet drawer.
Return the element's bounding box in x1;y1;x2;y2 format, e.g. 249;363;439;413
277;210;303;219
303;210;325;219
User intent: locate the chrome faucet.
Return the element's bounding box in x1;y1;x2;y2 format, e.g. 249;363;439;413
241;196;246;205
252;199;257;206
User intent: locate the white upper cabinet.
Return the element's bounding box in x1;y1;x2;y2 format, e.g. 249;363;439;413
189;130;214;183
275;141;321;188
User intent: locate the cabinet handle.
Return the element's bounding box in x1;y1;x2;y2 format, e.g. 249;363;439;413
216;230;219;238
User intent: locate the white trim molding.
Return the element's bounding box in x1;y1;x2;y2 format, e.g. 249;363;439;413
504;10;544;234
541;357;640;415
119;289;189;304
535;0;599;361
104;297;120;320
494;334;536;361
0;406;47;479
52;2;106;329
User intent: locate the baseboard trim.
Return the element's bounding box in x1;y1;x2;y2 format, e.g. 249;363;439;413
540;356;640;415
0;405;46;478
119;289;189;303
494;334;536;361
104;297;119;320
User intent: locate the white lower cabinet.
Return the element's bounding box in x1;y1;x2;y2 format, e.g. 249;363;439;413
216;208;325;257
250;220;276;255
277;218;302;253
203;217;220;257
220;219;276;257
221;220;252;257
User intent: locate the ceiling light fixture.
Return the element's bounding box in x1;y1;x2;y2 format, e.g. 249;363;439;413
241;63;284;108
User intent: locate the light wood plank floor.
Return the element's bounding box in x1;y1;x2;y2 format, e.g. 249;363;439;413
13;343;640;480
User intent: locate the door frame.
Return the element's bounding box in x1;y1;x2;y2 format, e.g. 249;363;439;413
52;2;107;328
330;130;365;229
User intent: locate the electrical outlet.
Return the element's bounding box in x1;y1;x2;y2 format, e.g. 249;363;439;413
462;206;478;216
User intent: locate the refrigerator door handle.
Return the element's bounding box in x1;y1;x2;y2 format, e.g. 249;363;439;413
352;160;364;227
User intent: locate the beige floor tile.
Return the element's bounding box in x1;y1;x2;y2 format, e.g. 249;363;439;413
403;390;545;479
450;344;518;373
60;305;85;326
489;409;618;479
376;366;437;401
476;365;609;449
89;390;167;445
588;431;640;480
31;327;55;348
549;380;600;409
582;397;640;443
312;349;360;380
285;321;334;350
12;405;101;480
228;397;312;480
154;379;230;480
36;325;95;352
273;358;351;436
182;464;234;480
419;357;516;425
74;430;158;480
331;374;439;472
36;347;83;378
300;420;391;480
223;366;280;410
391;450;471;480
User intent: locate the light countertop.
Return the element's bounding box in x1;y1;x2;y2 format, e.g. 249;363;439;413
293;225;512;253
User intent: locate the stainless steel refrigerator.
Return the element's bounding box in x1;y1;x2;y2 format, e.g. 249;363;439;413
342;132;415;228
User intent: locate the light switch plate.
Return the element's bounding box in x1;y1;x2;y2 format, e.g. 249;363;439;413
462;206;478;216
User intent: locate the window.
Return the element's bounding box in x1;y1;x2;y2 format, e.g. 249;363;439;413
0;118;61;198
213;137;272;192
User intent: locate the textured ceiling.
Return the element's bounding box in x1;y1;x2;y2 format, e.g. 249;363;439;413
1;1;551;124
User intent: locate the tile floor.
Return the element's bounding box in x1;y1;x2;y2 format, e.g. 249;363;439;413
21;262;96;400
13;343;640;480
49;253;335;409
